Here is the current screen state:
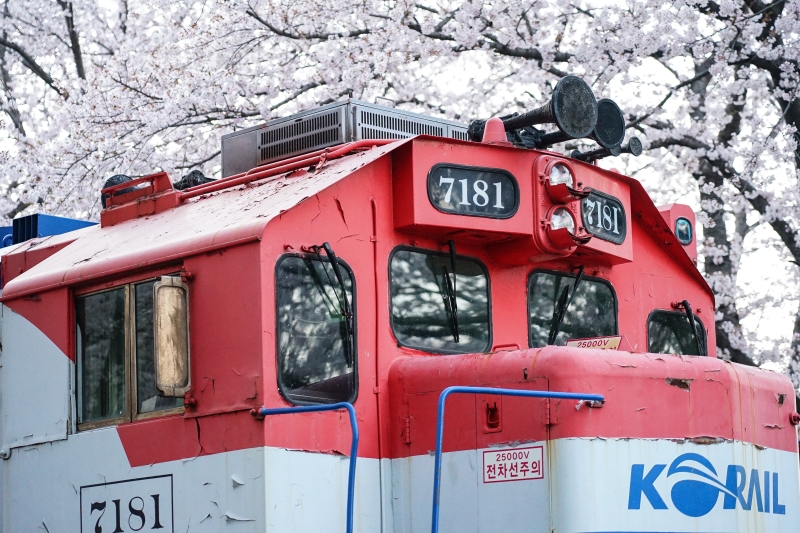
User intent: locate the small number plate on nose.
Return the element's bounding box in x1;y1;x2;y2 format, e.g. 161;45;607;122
80;475;173;532
427;164;519;219
581;190;626;244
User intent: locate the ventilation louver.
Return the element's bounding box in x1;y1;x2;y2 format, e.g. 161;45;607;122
221;100;468;177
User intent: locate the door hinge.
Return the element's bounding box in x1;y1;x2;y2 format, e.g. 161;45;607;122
546;398;559;426
405;416;411;445
546;398;550;426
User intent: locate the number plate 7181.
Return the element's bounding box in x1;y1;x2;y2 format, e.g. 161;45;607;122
580;190;627;244
427;164;519;219
80;475;173;533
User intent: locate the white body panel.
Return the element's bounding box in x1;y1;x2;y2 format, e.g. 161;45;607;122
263;447;383;533
389;439;800;533
550;438;800;533
1;428;384;533
0;306;70;450
390;444;551;533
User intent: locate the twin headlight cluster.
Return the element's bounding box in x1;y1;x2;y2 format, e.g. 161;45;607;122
537;159;591;252
548;164;578;235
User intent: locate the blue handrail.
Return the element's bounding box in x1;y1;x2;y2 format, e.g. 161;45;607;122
430;386;605;533
256;403;359;533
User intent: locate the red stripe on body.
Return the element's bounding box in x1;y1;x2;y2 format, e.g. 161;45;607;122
5;289;72;360
117;410;264;467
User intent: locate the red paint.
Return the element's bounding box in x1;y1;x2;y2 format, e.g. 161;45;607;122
5;288;71;358
182;244;264;418
659;203;698;263
3;135;795;471
117;410;264;467
388;349;798;456
1;234;80;287
481;117;511;145
101;172;180;227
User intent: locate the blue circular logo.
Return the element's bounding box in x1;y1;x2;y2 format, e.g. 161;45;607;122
667;453;730;517
670;479;721;517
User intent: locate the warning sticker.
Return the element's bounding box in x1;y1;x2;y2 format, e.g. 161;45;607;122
482;446;544;483
565;335;622;350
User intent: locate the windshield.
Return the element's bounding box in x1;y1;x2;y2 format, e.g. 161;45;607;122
648;310;706;356
528;270;617;347
276;255;356;404
390;247;490;353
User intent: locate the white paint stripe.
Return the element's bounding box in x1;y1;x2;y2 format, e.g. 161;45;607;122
2;432;384;533
1;305;70;450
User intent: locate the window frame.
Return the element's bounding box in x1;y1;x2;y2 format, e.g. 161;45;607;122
388;245;493;355
274;253;359;406
75;276;185;432
526;268;619;348
646;309;707;356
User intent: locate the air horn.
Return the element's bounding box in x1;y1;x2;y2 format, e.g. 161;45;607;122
468;75;599;146
571;136;643;162
538;98;625;149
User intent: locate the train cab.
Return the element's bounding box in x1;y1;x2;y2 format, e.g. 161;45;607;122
0;91;797;533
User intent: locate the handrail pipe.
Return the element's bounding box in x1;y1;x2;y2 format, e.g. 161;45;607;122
252;402;359;533
430;386;605;533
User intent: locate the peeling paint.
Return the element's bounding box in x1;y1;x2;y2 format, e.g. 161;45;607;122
223;512;254;522
665;377;692;391
686;436;725;445
334;197;349;230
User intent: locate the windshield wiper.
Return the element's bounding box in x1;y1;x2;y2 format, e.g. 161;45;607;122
441;240;460;343
314;242;354;366
680;299;706;357
548;266;585;345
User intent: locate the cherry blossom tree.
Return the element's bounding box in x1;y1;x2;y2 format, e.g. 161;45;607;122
2;0;800;404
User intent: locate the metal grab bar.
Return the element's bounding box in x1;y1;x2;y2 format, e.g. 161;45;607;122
430;386;605;533
253;403;359;533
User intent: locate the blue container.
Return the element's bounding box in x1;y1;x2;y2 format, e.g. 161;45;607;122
8;214;95;247
0;226;12;248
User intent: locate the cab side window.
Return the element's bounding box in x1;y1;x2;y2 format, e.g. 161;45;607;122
528;270;617;347
76;278;185;429
276;255;356;404
648;310;706;356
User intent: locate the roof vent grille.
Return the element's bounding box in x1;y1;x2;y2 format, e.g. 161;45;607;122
450;129;469;141
221;100;467;177
359;110;444;137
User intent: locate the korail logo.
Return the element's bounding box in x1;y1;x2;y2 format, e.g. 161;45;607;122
628;453;786;517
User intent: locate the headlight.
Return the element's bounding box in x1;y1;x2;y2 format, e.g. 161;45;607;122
549;163;574;187
551;208;575;234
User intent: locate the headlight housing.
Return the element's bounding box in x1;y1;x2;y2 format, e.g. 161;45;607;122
549;163;574;188
545;206;591;249
551;207;576;234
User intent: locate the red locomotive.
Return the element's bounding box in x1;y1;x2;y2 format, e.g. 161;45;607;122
0;76;796;533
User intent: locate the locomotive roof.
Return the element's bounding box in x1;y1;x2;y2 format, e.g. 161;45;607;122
0;138;710;300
